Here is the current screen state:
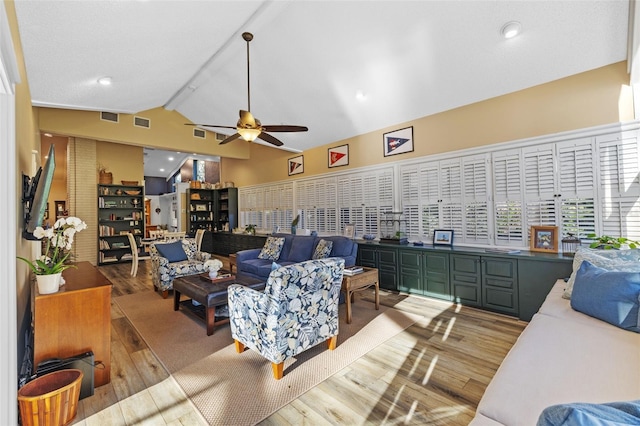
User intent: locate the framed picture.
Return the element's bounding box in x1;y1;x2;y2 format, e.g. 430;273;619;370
328;144;349;168
383;126;414;157
344;223;355;239
288;155;304;176
433;229;454;246
530;225;559;253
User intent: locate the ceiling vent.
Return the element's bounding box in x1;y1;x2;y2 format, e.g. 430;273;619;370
193;128;206;139
134;116;150;129
215;132;226;142
100;111;119;123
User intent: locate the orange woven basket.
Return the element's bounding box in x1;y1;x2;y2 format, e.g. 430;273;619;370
18;369;83;426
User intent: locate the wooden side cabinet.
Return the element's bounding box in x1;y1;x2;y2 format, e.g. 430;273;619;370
33;262;112;387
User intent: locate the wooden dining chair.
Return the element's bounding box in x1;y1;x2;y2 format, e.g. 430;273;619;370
195;229;206;252
127;233;139;277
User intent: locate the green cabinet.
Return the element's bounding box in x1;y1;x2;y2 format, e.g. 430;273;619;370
399;250;450;300
518;258;572;321
450;254;518;315
357;244;398;291
358;242;570;320
205;231;266;256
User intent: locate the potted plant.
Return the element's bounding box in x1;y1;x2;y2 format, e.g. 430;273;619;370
291;214;300;235
244;224;257;235
17;216;88;294
586;233;640;249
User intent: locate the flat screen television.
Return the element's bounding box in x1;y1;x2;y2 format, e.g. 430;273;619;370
23;144;55;240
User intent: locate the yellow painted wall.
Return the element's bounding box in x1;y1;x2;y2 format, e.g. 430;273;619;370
7;0;41;381
221;61;634;186
96;141;144;184
38;106;251;159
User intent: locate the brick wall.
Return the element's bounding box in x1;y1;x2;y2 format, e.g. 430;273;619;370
67;138;97;264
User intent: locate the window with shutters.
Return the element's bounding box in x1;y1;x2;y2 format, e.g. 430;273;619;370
237;125;639;247
597;131;640;240
492;149;524;246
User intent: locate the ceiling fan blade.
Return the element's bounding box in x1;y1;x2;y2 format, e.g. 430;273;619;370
257;132;284;146
219;133;242;145
262;125;309;133
239;110;257;128
185;123;237;130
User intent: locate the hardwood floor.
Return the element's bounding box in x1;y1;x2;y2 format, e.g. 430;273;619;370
69;258;526;425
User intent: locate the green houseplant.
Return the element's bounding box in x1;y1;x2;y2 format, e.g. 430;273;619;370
586;233;640;250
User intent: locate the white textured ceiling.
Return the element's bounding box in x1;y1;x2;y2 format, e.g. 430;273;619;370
14;1;630;178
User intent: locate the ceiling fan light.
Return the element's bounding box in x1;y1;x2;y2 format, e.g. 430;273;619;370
238;128;261;142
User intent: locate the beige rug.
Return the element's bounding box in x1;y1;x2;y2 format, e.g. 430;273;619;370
115;291;420;425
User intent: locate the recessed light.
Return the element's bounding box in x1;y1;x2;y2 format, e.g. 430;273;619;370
97;76;112;86
159;168;165;172
501;21;521;39
43;133;52;137
355;90;367;101
168;156;174;161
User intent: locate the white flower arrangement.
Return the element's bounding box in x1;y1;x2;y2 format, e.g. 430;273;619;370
18;216;88;275
204;258;223;272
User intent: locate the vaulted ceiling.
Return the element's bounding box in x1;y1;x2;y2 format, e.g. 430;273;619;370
15;1;631;176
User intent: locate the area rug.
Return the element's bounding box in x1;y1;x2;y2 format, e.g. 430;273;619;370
116;291;420;425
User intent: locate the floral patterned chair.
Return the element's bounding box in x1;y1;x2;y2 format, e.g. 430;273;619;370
228;257;345;379
149;238;212;298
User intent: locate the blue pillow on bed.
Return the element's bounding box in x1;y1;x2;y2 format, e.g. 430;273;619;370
155;241;188;262
570;260;640;333
537;400;640;426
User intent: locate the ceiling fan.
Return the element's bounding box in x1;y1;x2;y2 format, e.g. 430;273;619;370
187;32;308;147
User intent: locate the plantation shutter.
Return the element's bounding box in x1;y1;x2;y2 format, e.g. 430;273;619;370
557;138;596;238
597;131;640;240
461;154;490;244
492;149;524;246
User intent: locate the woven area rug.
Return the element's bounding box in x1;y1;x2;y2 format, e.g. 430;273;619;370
116;290;420;425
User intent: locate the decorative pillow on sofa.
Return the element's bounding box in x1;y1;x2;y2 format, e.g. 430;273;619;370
155;241;188;262
312;239;333;259
562;247;640;299
538;399;640;426
258;236;285;261
570;260;640;333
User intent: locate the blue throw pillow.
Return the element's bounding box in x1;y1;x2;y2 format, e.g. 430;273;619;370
537;400;640;426
155;241;188;262
570;260;640;333
271;261;282;271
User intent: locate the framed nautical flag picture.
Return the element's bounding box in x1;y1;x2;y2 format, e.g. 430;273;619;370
328;144;349;168
288;155;304;176
383;126;414;157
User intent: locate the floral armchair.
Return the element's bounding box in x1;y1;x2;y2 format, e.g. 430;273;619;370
228;257;345;379
149;238;212;298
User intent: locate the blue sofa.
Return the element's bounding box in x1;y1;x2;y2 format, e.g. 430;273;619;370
236;233;358;281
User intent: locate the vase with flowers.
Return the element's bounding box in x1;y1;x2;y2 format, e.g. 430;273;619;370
205;258;224;279
18;216;88;294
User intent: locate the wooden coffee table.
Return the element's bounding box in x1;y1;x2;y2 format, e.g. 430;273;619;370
341;267;379;324
173;271;264;336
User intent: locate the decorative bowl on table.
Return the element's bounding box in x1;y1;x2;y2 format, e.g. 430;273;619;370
363;234;376;241
125;190;141;195
121;180;139;186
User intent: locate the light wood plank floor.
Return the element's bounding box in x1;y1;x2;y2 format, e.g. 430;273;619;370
69;257;526;425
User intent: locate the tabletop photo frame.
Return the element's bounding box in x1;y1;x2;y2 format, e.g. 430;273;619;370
344;223;355;239
530;225;559;253
433;229;454;246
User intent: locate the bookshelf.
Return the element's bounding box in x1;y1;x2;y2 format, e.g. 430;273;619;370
187;188;215;235
97;184;144;265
